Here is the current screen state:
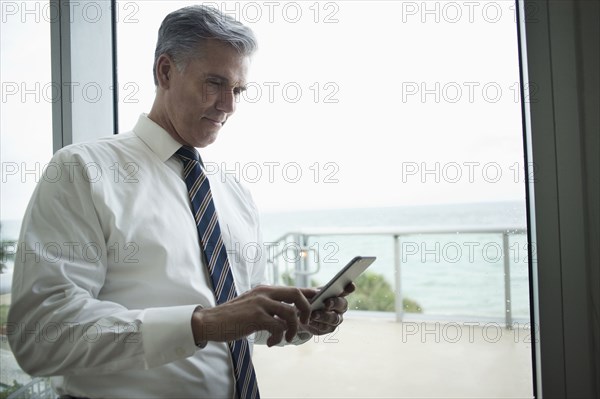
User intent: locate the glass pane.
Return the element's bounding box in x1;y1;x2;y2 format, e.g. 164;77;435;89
0;0;53;392
117;1;533;397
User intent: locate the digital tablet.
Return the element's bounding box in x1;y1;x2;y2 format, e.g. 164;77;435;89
309;256;377;310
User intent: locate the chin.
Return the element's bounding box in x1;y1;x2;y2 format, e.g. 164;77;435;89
192;133;219;148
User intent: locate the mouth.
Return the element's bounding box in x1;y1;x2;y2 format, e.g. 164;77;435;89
203;117;224;127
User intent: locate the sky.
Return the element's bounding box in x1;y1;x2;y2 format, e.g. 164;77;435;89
1;0;528;222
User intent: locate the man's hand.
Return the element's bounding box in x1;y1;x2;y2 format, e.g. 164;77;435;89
302;283;356;336
192;285;314;347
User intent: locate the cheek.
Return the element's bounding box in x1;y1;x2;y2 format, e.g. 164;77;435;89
173;94;198;119
180;90;211;112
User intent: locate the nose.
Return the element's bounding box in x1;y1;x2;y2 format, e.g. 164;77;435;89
216;88;236;114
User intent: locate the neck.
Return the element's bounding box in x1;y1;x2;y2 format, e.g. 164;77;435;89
148;100;190;147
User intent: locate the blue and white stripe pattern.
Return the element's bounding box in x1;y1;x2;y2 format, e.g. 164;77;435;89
176;146;259;399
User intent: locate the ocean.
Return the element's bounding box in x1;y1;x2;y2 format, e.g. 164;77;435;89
260;201;530;320
1;201;531;320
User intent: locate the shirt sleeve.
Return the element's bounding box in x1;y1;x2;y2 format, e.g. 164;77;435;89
7;148;199;376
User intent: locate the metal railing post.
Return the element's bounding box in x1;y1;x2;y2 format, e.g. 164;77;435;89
394;235;403;322
296;234;309;287
502;232;513;328
272;256;280;285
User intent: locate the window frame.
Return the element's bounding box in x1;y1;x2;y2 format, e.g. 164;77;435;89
517;0;598;397
50;0;117;152
49;0;599;397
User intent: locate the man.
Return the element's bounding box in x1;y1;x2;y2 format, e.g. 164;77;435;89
8;5;351;398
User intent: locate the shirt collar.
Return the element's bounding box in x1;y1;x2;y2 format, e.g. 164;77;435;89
133;113;183;163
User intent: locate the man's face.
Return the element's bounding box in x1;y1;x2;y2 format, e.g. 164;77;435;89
161;39;250;148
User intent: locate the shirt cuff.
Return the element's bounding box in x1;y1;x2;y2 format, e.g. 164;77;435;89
141;305;200;368
290;330;313;345
252;329;313;346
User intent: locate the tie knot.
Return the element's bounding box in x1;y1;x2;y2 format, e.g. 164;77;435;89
175;146;202;166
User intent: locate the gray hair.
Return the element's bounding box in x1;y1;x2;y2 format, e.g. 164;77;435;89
153;5;258;85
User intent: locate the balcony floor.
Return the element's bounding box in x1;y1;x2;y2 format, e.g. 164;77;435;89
253;314;534;398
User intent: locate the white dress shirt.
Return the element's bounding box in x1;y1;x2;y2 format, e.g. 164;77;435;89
8;114;307;398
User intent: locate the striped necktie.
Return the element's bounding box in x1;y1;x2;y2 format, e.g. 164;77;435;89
176;146;259;399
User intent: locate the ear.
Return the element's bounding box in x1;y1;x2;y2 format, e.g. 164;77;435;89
155;54;175;89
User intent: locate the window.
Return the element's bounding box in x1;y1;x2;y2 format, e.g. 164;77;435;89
3;0;596;396
118;1;534;397
1;0;53;391
1;1;114;394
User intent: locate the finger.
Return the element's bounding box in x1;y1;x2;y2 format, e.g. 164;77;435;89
262;300;300;341
299;287;319;300
306;314;342;335
305;322;335;336
311;310;343;326
288;290;312;325
266;316;286;347
262;286;312;325
285;324;297;343
267;329;284;347
323;297;349;313
341;282;356;296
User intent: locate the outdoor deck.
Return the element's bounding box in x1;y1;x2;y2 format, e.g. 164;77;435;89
253;313;534;398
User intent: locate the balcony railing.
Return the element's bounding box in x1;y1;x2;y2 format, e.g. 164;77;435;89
4;378;53;399
266;224;528;328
